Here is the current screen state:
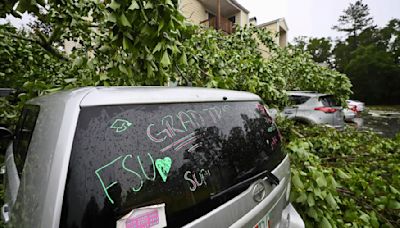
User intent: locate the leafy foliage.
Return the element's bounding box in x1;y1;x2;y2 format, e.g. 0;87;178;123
0;24;352;127
177;27;351;107
292;37;333;67
176;27;287;104
333;19;400;104
332;2;400;105
280;121;400;227
268;47;351;105
0;0;18;18
0;23;86;129
344;44;400;104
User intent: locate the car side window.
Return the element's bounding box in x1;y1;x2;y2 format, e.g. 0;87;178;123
13;105;40;176
289;95;309;105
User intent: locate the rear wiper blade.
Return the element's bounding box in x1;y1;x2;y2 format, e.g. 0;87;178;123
210;171;280;200
266;172;280;186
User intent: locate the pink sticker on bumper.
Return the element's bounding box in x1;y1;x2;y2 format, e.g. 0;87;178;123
126;210;159;228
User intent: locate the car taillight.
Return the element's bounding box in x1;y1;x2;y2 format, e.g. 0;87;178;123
350;105;358;112
314;107;337;113
256;104;273;122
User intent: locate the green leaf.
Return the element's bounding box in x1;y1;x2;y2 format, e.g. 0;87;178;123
327;175;338;188
179;52;187;65
295;192;307;203
16;0;37;13
165;0;173;6
45;87;62;93
375;196;388;205
389;185;400;195
119;13;131;27
99;45;111;52
359;213;370;223
306;207;319;221
218;69;227;75
321;217;332;228
123;36;130;50
337;168;350;179
153;42;163;53
144;2;153;9
64;78;77;83
128;0;140;10
100;73;109;81
170;45;179;55
108;0;121;10
140;24;153;35
292;172;304;189
107;12;118;23
313;187;323;199
307;193;315;207
316;175;327;187
160;50;171;67
387;200;400;209
36;0;45;6
370;213;379;228
119;64;129;75
344;210;358;222
72;57;84;67
146;63;154;77
158;19;165;33
326;193;337;209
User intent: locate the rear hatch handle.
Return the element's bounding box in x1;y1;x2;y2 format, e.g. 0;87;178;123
210;171;280;200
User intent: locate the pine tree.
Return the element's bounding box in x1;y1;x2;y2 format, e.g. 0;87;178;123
332;0;373;47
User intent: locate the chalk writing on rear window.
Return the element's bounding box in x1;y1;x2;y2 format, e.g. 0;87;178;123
184;169;211;192
146;105;231;151
95;153;172;204
110;119;133;133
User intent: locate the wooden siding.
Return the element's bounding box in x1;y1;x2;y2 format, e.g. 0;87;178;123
179;0;208;24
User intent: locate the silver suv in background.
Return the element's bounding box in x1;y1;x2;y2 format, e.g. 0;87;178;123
282;91;345;129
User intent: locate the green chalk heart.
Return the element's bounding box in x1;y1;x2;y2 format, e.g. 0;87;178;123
267;124;276;133
155;157;172;182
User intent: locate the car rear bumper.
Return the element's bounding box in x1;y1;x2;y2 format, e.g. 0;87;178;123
334;125;345;131
279;203;304;228
183;156;305;228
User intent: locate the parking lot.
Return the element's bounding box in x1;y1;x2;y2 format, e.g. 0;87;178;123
353;108;400;138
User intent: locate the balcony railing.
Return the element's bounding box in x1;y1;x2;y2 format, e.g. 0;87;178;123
200;16;234;34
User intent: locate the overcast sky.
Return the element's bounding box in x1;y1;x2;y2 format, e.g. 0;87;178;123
237;0;400;42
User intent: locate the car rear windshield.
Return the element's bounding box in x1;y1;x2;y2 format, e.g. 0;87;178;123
319;95;340;107
60;101;285;228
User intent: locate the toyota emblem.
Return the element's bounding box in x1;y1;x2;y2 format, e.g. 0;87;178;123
252;181;266;202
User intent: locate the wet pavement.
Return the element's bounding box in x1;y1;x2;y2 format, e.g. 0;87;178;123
352;109;400;138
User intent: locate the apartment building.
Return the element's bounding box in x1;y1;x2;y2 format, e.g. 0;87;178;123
179;0;250;34
179;1;288;57
257;18;288;48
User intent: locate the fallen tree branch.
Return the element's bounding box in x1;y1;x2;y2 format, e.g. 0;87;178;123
337;187;398;228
